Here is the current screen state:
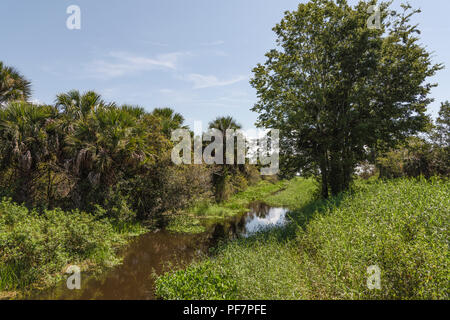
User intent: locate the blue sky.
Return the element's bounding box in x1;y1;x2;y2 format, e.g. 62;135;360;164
1;0;449;130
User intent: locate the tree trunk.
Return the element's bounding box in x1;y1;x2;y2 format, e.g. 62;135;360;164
329;150;343;196
319;153;329;199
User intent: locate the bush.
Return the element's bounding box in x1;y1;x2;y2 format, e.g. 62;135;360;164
0;198;132;292
377;137;449;179
231;174;248;193
155;261;238;300
244;165;261;186
129;161;213;219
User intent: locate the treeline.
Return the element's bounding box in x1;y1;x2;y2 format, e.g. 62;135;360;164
375;102;449;179
0;63;262;222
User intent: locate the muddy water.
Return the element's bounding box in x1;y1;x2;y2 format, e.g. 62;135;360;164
27;202;288;300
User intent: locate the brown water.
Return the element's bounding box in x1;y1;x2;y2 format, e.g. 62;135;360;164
27;202;288;300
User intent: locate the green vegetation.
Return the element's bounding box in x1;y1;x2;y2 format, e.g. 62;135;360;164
207;116;244;203
191;179;287;218
1;0;449;301
0;198;146;296
156;178;449;300
155;261;238;300
0;62;265;297
165;178;292;233
295;178;449;299
0;82;256;222
377;102;450;179
165;214;206;234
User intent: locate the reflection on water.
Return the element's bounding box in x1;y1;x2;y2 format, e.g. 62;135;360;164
243;207;288;236
26;202;288;300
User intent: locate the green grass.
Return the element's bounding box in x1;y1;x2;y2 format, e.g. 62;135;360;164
0;199;147;297
263;177;317;209
156;177;449;300
166;214;206;234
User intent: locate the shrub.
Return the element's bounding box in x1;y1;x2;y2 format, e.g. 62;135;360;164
377;137;449;179
0;198;129;291
155;261;238;300
231;174;248;193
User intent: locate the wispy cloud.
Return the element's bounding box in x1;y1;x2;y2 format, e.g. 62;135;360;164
185;73;247;89
200;40;225;46
143;41;169;47
85;51;186;79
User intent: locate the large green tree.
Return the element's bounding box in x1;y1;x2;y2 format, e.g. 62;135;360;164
251;0;442;197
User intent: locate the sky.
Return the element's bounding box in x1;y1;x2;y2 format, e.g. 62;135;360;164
1;0;449;131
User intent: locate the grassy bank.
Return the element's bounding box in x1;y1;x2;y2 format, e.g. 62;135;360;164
156;178;449;300
0;199;147;298
166;179;294;233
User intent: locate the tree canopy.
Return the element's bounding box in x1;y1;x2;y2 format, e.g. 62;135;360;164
0;62;31;105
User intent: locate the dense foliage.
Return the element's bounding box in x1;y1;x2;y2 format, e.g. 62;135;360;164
0;85;259;221
0;198;145;293
377;102;450;178
155;261;238;300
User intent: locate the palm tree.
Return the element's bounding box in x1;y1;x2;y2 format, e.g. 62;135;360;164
54;90;111;163
0;101;57;203
208;116;242;202
151;107;186;137
208;115;243;165
0;62;31;105
55;90;108;122
65;103;151;190
54;90;162;209
208;116;242;133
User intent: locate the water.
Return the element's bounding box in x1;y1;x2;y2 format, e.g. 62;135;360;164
26;202;288;300
241;204;288;236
